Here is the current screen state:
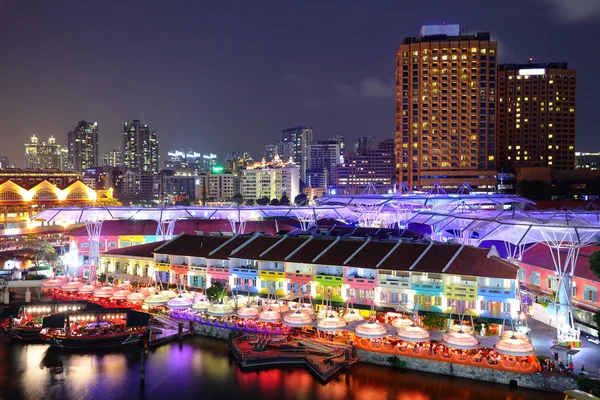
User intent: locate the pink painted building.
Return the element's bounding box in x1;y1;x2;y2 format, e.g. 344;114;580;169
519;243;599;313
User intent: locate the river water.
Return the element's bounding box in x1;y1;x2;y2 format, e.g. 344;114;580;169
0;336;562;400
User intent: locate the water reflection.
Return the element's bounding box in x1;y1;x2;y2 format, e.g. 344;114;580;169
0;336;563;400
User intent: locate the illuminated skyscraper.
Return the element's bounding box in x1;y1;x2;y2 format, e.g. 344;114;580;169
395;25;497;190
282;126;313;182
24;135;62;169
102;148;123;167
68;121;99;172
122;120;159;174
497;62;576;170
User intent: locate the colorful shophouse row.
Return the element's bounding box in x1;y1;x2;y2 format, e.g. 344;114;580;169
67;218;294;264
99;232;521;319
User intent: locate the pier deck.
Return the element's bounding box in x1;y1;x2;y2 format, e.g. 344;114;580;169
230;335;358;382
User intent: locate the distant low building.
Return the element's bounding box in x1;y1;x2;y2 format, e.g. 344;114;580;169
241;155;299;201
576;152;600;170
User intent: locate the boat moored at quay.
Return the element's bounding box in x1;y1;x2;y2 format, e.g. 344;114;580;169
39;308;150;349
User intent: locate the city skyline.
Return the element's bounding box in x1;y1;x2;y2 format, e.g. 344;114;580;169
0;1;598;168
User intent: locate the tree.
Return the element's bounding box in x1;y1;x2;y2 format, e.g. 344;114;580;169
270;198;280;206
206;282;228;303
590;251;600;281
21;236;60;272
279;195;290;206
422;313;444;330
294;193;308;206
245;199;256;206
231;193;244;205
91;197;122;207
256;197;270;206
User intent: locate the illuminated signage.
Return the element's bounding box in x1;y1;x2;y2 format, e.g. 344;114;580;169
518;68;545;76
211;165;224;173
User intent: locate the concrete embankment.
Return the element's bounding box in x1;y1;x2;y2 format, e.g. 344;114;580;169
357;349;577;392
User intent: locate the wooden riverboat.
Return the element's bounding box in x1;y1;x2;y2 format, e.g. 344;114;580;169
39;308;149;349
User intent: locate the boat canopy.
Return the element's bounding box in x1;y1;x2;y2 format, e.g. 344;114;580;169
126;310;150;328
42;313;66;328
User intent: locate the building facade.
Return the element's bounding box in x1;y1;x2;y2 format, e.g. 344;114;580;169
497;62;576;170
354;136;377;156
0;178;112;229
158;169;197;203
68;121;99;172
336;139;396;194
102;148;122;167
24;135;62;169
122;120;159;175
281;126;313;182
101;232;520;320
396;25;497;190
307;135;344;189
0;156;10;169
241;156;300;201
121;170;154;199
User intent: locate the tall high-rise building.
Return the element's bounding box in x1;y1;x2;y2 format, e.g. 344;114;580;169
354;136;377;155
0;156;10;169
24;135;62;169
224;151;252;175
336;139;395;194
122;120;159;174
59;148;69;171
395;25;498;190
102;148;122;167
497;62;576;170
68;121;99;172
166;150;202;172
282;126;313;182
201;153;217;172
307;135;344;188
264;141;294;162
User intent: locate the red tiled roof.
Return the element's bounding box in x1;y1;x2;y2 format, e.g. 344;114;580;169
284;237;336;264
68;220;158;237
377;243;429;271
230;235;282;260
522;243;600;283
411;244;461;273
345;240;397;268
153;234;231;257
173;219;232;235
313;239;365;265
208;235;253;260
243;221;295;236
258;236;310;261
102;240;167;258
445;246;519;279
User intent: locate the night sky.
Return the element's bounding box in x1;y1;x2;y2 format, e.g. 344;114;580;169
1;0;598;167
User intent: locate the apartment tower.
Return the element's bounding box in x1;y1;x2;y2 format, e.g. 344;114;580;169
396;25;498;190
497;62;576;170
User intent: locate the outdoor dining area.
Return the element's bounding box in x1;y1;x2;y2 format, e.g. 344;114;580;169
354;308;538;374
166;295;540;375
